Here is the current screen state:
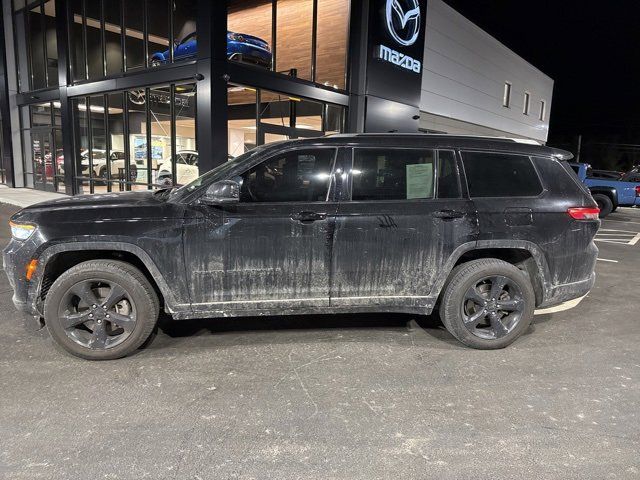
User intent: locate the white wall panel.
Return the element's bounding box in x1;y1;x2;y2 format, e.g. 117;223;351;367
421;0;553;142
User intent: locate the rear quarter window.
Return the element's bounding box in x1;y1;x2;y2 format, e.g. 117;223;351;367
461;151;543;197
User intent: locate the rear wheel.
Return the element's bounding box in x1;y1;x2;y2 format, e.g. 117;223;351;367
592;193;613;218
44;260;159;360
439;259;535;349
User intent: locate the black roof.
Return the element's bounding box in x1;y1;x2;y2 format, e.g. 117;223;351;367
279;133;573;160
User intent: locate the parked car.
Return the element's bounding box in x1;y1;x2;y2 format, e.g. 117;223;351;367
569;162;640;216
4;135;599;360
150;31;272;68
157;151;199;186
65;150;163;183
589;169;623;180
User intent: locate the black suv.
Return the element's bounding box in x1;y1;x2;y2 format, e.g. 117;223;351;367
3;135;599;360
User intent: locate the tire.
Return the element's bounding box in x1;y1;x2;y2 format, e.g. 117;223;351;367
96;167;108;186
439;259;535;349
611;206;618;213
592;193;613;218
44;260;159;360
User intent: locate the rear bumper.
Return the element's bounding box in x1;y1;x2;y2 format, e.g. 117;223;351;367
228;43;272;67
538;272;596;309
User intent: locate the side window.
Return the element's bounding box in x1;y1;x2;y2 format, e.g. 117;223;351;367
461;151;543;197
352;149;435;201
240;149;335;203
437;150;461;199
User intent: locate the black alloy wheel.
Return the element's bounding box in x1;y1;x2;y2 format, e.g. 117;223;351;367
58;279;136;350
45;260;159;360
439;258;535;349
461;275;525;340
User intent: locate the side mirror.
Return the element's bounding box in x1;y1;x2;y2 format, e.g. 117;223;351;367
201;180;240;205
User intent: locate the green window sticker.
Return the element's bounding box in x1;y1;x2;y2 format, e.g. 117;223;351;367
406;163;434;199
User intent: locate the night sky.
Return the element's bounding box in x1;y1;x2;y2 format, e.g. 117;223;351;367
442;1;640;167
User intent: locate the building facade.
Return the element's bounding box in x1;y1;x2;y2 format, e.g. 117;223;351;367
419;0;553;142
0;0;552;195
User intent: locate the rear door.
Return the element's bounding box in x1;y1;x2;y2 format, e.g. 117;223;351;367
330;148;478;309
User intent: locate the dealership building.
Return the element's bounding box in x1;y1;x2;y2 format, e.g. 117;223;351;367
0;0;553;195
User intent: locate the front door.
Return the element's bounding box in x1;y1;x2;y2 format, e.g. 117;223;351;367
30;127;63;192
183;147;339;311
331;148;478;309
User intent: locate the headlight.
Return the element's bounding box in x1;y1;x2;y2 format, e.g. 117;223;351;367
9;221;37;241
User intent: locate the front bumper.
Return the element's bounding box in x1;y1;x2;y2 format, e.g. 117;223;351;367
3;238;43;317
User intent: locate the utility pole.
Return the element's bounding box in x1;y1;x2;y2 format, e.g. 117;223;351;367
576;134;582;163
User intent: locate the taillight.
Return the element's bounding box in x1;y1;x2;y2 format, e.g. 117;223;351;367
635;186;640;197
567;207;600;220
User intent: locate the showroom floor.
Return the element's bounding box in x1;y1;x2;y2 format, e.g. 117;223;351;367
0;203;638;479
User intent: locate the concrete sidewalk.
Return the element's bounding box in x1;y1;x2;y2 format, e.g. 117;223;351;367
0;185;68;208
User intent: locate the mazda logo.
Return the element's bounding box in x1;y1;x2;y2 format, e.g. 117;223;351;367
128;90;146;105
385;0;421;47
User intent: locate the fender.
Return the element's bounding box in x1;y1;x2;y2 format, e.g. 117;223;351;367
588;186;618;207
32;241;190;315
428;240;553;304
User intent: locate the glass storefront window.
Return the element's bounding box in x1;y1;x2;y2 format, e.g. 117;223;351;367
106;92;126;191
72;97;89;191
227;0;348;89
172;83;197;186
124;3;145;71
85;1;103;79
12;0;61;89
70;0;86;81
259;90;291;128
13;0;58;91
276;0;312;80
147;0;170;67
228;85;257;158
104;0;124;76
227;0;274;71
65;0;197;80
72;82;197;191
316;0;349;89
230;84;345;150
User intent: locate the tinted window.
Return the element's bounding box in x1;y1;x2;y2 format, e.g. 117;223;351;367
352;149;435;201
462;152;542;197
437;150;460;198
240;149;335;203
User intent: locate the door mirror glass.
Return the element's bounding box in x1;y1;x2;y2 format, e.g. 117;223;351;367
201;180;240;204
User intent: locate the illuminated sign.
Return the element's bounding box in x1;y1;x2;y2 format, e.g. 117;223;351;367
374;44;422;73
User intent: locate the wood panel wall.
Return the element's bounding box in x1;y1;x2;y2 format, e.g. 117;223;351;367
227;0;349;91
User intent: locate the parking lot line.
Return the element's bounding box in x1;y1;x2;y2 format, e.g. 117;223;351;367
594;229;640;245
597;258;619;263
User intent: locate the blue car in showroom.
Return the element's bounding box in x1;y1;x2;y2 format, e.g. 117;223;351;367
150;31;272;68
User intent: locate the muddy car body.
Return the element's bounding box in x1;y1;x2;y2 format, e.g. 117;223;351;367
4;134;599;359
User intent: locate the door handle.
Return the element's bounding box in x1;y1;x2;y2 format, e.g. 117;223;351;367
434;209;465;220
291;211;327;223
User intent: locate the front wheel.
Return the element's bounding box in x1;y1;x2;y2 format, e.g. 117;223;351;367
44;260;159;360
439;259;535;349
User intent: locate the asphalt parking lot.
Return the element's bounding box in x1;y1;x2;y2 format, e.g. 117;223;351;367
1;203;638;480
